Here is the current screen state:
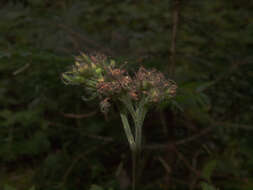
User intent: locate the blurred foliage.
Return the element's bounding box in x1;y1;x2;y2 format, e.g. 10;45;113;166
0;0;253;189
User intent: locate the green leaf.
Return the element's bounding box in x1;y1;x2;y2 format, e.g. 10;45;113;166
89;184;104;190
29;186;36;190
196;81;215;93
202;159;217;181
3;184;17;190
200;182;217;190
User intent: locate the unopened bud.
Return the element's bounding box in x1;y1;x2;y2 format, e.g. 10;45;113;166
95;68;102;74
74;76;85;83
81;53;91;63
75;61;80;67
110;60;116;68
98;76;104;82
91;63;96;69
78;64;89;73
168;85;177;96
150;89;159;99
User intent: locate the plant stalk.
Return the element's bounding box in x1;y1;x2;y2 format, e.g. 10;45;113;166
119;98;148;190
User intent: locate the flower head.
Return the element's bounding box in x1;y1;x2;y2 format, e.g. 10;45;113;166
62;53;177;113
134;66;177;102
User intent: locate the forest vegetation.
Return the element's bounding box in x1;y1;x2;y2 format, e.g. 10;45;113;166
0;0;253;189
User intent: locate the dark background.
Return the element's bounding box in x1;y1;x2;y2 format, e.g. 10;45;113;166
0;0;253;189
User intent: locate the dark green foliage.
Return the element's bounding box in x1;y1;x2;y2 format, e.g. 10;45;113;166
0;0;253;189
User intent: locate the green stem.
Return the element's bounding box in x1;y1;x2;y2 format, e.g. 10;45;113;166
119;98;148;190
119;110;136;151
135;98;148;150
134;104;147;186
132;149;136;190
119;109;137;190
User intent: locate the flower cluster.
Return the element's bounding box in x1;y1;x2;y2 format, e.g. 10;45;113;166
62;53;177;113
134;66;177;102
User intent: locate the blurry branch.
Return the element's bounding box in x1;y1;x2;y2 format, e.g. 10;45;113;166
62;153;84;184
158;146;210;186
146;121;253;150
60;141;112;187
157;156;171;174
48;121;113;187
177;52;251;92
190;149;203;190
172;146;201;177
53;22;114;55
74;125;212;149
174;125;212;145
211;61;249;86
48;120;114;143
169;0;180;76
49;118;252;150
202;61;250;92
81;133;114;143
160;0;181;152
63;125;213;148
61;111;97;118
171;145;210;184
146;125;213;150
13;63;30;75
215;121;253;130
180;16;251;66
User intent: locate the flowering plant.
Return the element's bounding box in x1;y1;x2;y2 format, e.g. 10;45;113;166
62;53;177;189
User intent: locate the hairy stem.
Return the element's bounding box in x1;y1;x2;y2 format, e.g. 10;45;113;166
132;149;136;190
119;98;148;190
119;110;136;151
134;103;147;185
119;109;137;190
